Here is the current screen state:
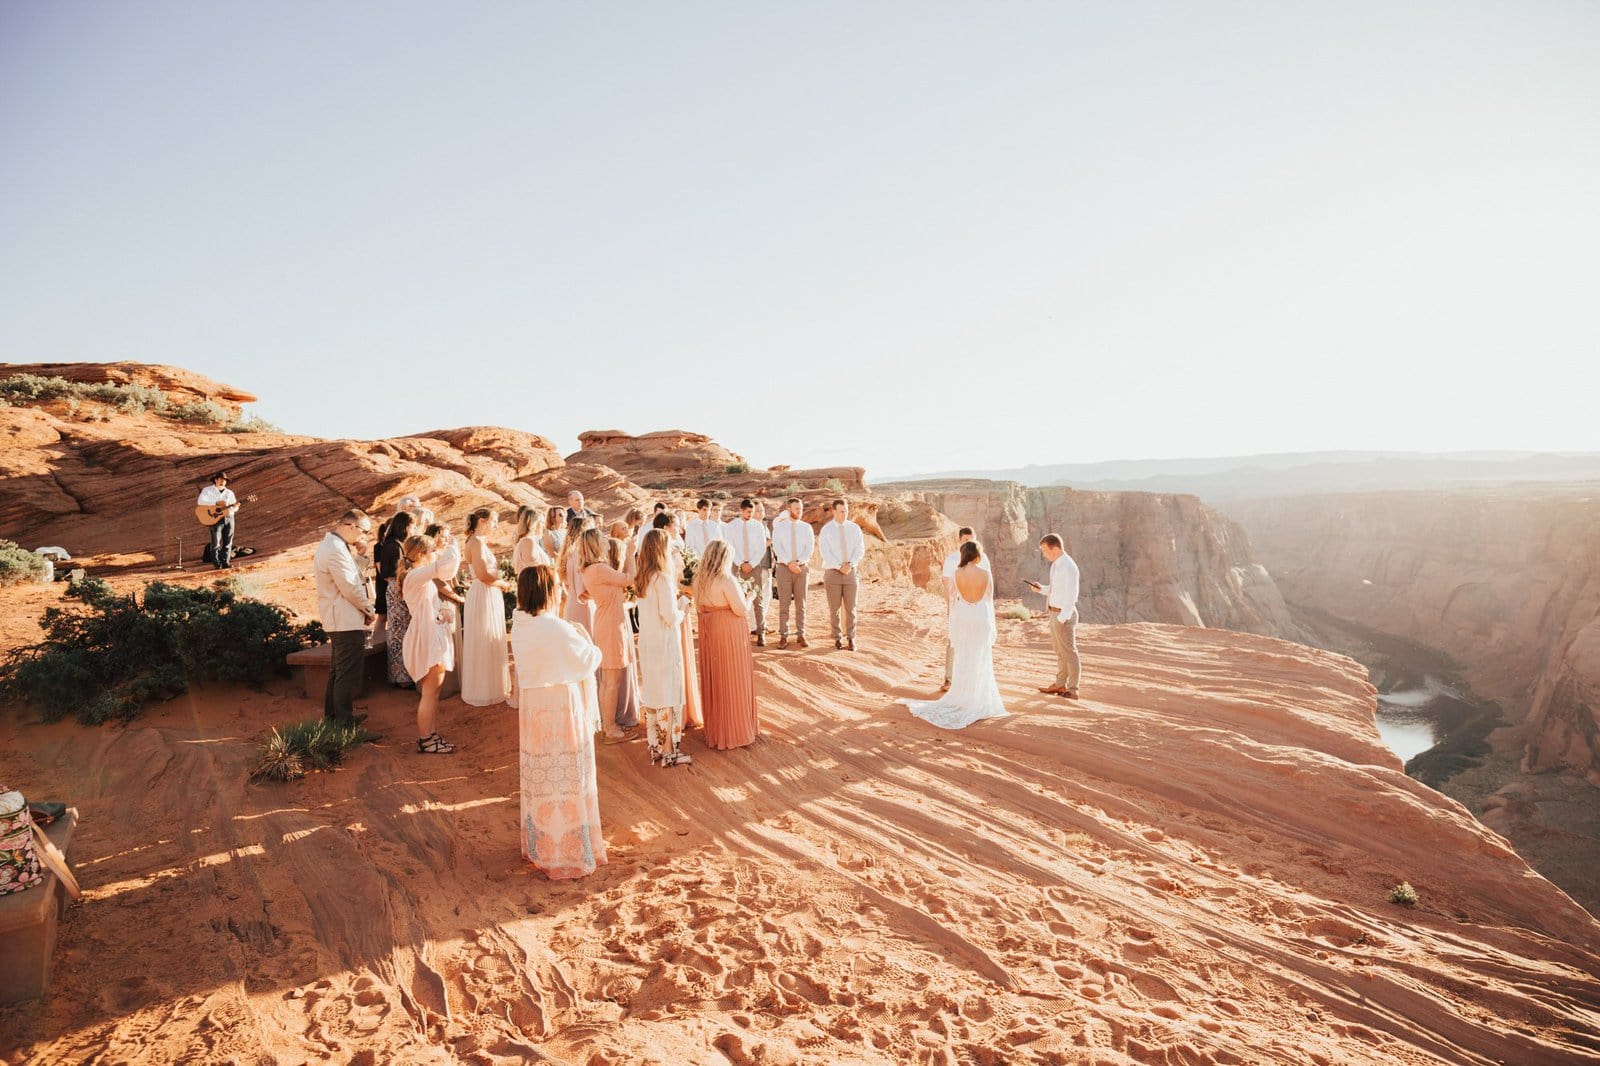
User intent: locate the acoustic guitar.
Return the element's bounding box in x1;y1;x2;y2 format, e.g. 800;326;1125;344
195;493;256;526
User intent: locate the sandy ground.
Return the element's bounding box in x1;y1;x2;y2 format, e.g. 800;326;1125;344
2;561;1599;1064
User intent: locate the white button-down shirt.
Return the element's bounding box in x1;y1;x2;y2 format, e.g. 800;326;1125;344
196;485;236;508
818;520;866;571
684;516;724;555
772;516;815;567
1040;552;1081;622
728;517;770;567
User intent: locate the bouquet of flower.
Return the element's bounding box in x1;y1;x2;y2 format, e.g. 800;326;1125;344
680;547;699;588
736;575;758;606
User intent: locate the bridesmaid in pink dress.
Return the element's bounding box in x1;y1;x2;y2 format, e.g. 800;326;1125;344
558;515;593;636
578;528;641;741
693;540;759;750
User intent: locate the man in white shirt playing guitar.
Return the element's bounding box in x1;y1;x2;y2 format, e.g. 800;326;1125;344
195;471;241;570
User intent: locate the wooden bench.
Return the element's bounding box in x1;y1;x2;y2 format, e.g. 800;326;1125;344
286;638;388;700
0;808;78;1005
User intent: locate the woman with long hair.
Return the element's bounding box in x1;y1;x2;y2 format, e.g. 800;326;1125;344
634;529;691;766
511;504;552;575
460;508;511;707
377;510;415;688
693;539;759;750
559;514;594;636
508;565;607;879
541;506;567;560
401;531;461;753
579;528;641;742
655;511;704;730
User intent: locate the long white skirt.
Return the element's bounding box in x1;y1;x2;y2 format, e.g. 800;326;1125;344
901;597;1008;730
461;580;509;706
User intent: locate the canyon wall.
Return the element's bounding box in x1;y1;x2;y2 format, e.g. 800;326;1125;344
1232;489;1600;783
891;479;1306;640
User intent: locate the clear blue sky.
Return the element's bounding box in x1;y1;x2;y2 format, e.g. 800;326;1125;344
3;2;1597;476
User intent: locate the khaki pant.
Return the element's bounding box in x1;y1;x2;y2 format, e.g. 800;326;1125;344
775;564;808;639
824;569;859;644
1050;609;1081;690
740;563;772;633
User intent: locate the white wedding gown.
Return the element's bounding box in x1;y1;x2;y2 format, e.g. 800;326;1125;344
901;570;1009;729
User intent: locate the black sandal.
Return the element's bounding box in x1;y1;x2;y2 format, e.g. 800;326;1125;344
417;732;456;754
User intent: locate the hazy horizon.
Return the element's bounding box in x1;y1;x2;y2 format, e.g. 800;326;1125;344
3;2;1598;472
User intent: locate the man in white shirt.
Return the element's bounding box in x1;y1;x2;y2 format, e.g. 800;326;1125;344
1026;533;1082;698
635;503;668;555
684;498;725;555
939;527;990;691
729;498;773;646
771;496;815;649
313;509;376;723
196;471;239;569
819;498;867;651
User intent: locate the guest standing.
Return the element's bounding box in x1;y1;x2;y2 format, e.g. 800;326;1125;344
460;509;511;707
772;496;814;649
655;512;704;730
376;511;415;688
559;515;594;635
694;541;759;750
512;505;551;575
402;532;461;753
313;510;376;723
541;506;567;559
729;498;773;646
509;565;607;879
633;529;692;767
579;529;641;741
1027;534;1082;699
684;498;722;556
819;498;866;651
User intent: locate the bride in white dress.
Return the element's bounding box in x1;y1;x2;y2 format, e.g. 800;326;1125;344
901;541;1009;729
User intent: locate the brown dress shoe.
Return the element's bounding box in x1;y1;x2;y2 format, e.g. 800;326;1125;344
1038;685;1069;695
847;639;856;651
1063;690;1080;699
778;637;789;649
835;639;844;650
795;636;809;648
756;635;766;647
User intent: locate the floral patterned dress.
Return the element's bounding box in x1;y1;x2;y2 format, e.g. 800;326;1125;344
508;610;607;880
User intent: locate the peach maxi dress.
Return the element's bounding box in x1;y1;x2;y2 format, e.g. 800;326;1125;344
697;576;759;750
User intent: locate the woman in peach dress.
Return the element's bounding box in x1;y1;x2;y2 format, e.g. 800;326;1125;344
508;565;607;880
693;540;759;750
578;528;641;741
558;515;593;636
511;505;551;575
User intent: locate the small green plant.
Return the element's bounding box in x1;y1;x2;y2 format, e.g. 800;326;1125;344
250;718;373;782
698;472;717;484
1001;605;1031;621
167;399;233;425
0;577;323;724
711;489;731;500
823;477;846;494
646;482;670;491
0;373;168;414
1389;881;1419;908
0;540;50;587
224;415;283;434
724;462;751;475
784;481;805;495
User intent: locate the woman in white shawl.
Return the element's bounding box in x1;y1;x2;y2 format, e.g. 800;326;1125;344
508;564;608;880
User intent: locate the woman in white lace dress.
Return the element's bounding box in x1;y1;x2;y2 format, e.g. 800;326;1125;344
900;540;1008;729
460;508;511;707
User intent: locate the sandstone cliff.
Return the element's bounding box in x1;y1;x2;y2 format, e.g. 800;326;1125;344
893;479;1307;640
1232;489;1600;785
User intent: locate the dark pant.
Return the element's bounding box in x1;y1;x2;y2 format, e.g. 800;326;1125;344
324;629;367;721
208;517;234;567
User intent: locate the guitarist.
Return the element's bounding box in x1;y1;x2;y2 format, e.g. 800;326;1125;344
196;471;239;569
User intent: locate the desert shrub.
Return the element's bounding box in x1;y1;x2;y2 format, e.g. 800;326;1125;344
784;481;805;495
166;399;233;425
824;477;846;494
1389;882;1419;908
0;374;169;414
251;718;372;782
0;541;50;587
1000;605;1031;621
724;462;751;475
0;577;324;725
224;415;283;434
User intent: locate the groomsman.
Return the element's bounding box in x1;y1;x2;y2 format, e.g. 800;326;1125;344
940;527;989;691
730;498;773;646
819;498;866;651
1027;533;1081;699
684;498;725;555
771;496;814;649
